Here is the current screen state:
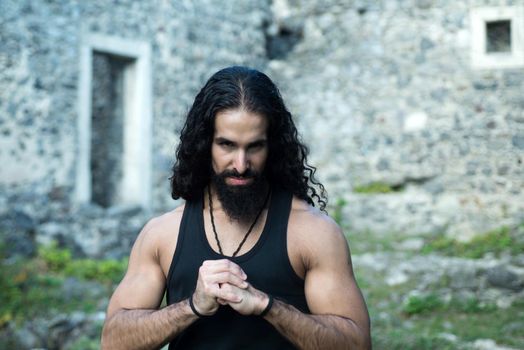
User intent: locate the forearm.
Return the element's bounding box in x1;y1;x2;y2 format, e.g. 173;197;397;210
101;299;197;350
265;299;371;350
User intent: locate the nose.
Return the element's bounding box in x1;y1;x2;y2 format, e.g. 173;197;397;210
233;150;249;174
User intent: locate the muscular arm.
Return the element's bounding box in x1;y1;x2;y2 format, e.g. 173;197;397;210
224;207;371;349
265;300;369;349
265;216;371;349
102;301;196;350
101;213;250;350
101;216;198;350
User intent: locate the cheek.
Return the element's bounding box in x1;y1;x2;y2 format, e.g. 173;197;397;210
255;150;269;169
210;146;222;171
211;147;235;172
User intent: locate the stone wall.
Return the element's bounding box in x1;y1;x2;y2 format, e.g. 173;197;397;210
1;0;523;247
266;0;524;238
0;0;269;215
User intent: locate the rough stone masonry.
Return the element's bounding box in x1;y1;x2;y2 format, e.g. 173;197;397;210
1;0;523;257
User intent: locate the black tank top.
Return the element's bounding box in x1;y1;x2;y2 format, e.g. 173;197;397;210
166;188;309;349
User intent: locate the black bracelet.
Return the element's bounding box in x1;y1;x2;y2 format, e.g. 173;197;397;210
189;294;209;318
259;294;274;317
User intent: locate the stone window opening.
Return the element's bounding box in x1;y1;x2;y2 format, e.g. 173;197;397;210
90;52;133;208
470;6;524;69
486;20;511;53
76;34;152;210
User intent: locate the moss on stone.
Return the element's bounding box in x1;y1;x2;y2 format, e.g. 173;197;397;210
421;225;522;258
353;182;399;194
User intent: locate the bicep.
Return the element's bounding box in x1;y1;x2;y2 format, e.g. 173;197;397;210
304;229;369;330
106;225;167;319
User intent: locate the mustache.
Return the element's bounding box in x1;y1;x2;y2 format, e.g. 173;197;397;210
217;169;257;179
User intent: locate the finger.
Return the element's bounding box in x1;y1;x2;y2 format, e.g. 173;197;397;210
202;260;247;279
206;261;247;280
198;281;241;301
207;272;249;289
215;284;243;303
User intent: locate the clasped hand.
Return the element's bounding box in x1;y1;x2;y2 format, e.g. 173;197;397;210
192;259;268;316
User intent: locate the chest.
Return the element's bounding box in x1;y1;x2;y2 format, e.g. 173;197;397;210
164;200;307;302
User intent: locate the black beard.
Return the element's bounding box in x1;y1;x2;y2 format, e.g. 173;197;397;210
211;169;269;223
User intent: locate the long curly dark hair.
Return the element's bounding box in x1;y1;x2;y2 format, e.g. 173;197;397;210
170;66;327;211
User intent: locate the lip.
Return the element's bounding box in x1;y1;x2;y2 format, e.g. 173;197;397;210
226;177;253;186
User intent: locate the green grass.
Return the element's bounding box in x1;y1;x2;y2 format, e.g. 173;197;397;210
345;230;397;255
372;331;466;350
393;301;524;349
38;243;128;282
2;221;523;349
421;226;523;258
67;322;104;350
402;293;443;315
351;223;524;350
0;241;127;326
362;272;524;349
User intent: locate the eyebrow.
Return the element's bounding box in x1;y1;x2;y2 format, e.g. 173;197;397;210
214;137;267;146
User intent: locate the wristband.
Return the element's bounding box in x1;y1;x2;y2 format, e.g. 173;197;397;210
259;294;274;317
189;294;209;318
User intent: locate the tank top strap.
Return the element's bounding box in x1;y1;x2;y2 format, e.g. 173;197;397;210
166;192;204;302
265;187;293;245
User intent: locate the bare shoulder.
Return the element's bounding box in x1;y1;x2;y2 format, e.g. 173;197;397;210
143;204;185;239
288;197;349;268
289;197;345;244
131;203;186;265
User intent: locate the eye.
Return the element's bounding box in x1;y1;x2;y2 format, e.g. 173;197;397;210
218;140;234;148
248;141;267;151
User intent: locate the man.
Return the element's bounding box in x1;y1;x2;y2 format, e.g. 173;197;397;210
101;66;371;349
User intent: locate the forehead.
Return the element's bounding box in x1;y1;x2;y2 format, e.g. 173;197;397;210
213;109;268;140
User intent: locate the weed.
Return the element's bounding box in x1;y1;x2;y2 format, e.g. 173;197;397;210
332;197;347;226
39;243;72;271
353;182;399;194
421;225;522;258
0;241;126;326
39;242;128;283
448;297;496;313
403;293;443;315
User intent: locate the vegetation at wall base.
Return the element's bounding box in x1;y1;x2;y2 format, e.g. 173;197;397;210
361;271;524;349
353;182;402;194
352;222;524;349
421;225;523;258
0;241;127;327
332;197;348;226
2;222;523;349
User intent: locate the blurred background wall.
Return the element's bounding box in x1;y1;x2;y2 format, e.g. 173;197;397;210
1;0;523;258
266;0;524;239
